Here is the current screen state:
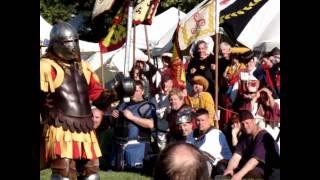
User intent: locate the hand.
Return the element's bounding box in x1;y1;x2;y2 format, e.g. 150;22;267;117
231;172;243;180
182;88;188;97
122;109;135;121
111;110;119;118
224;74;230;80
255;91;261;99
189;52;194;58
231;122;241;136
191;68;197;74
211;64;216;70
223;168;234;176
260;88;272;97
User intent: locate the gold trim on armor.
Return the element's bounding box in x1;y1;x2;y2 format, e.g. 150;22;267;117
40;58;65;92
40;59;100;92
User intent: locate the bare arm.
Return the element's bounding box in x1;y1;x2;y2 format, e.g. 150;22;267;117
122;109;154;129
223;66;230;80
231;122;241;146
251;91;260;110
224;153;242;176
233;158;259;179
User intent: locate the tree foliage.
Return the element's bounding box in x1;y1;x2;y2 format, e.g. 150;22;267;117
40;0;78;24
158;0;203;14
40;0;203;42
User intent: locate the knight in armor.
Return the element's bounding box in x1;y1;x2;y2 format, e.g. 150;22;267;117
40;22;105;180
110;80;156;171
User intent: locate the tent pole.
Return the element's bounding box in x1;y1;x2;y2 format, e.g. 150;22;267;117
133;24;136;65
214;0;220;127
144;25;151;62
124;0;134;77
100;51;105;88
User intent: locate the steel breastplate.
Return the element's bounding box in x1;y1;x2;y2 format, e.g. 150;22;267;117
55;62;91;117
46;62;93;133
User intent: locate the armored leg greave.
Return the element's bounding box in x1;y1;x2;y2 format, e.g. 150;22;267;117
51;158;77;180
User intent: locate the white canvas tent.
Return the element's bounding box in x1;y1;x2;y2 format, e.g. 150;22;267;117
235;0;280;51
86;49;120;72
40;16;100;53
108;44;147;73
86;44;147;83
40;16;51;46
85;49;120;83
86;7;186;77
133;7;186;56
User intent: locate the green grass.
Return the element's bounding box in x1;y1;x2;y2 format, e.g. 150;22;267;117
40;169;151;180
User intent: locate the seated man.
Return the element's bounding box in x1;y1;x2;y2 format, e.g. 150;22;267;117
166;88;193;143
193;109;232;176
223;110;280;180
175;108;195;144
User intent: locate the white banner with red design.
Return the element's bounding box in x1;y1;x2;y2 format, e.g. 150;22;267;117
178;0;215;50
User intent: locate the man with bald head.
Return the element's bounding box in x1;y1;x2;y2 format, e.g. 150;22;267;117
154;142;210;180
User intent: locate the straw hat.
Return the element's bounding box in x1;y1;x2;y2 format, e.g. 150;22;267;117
192;75;209;91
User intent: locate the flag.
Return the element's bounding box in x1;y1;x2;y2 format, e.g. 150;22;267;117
92;0;115;19
219;0;237;11
178;0;216;50
99;1;129;53
133;0;160;25
171;25;186;88
219;0;279;50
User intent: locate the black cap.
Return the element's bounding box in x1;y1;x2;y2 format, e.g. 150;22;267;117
239;110;255;122
239;51;254;64
268;47;280;56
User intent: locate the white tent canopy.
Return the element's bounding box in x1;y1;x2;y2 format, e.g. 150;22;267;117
86;48;120;72
87;43;146;72
86;43;147;83
40;16;51;45
86;7;186;74
40;16;100;52
236;0;280;51
133;7;186;56
110;45;147;73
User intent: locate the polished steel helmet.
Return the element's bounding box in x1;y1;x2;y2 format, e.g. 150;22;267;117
176;107;194;125
49;22;80;61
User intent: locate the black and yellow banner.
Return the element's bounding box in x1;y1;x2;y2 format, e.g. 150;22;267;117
219;0;269;42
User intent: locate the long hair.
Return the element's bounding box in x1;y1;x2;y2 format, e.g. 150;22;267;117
130;65;143;80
